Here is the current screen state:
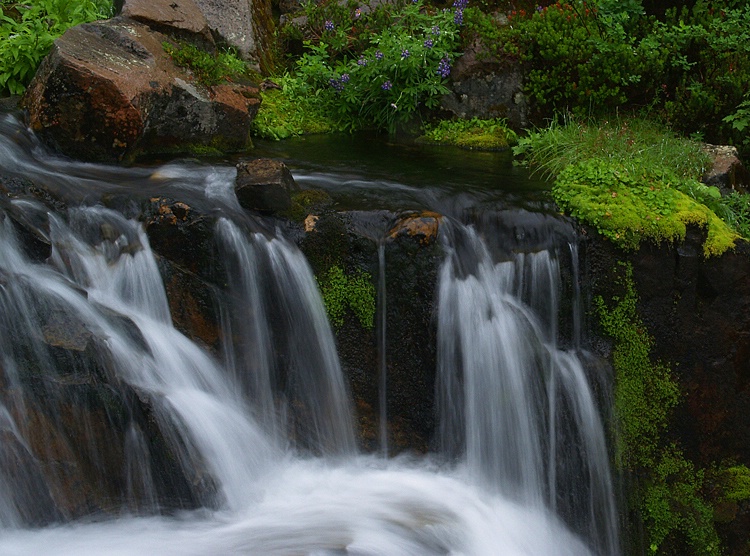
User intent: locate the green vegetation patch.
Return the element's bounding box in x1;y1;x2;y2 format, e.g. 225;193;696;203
162;41;248;88
515;118;743;257
419;117;518;150
317;265;375;330
553;160;738;256
251;76;339;140
1;0;113;95
596;262;720;555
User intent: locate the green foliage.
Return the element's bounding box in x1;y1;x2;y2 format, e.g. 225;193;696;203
595;263;679;469
0;0;113;95
419;117;518;149
513;117;712;180
286;0;462;133
251;76;340;140
317;265;375;329
644;446;720;555
516;118;739;256
553;159;738;256
162;41;248;87
596;263;720;555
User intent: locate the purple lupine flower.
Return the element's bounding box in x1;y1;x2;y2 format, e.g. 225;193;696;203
536;5;543;12
437;56;451;78
357;55;368;66
431;25;440;35
453;0;467;9
329;77;344;92
340;73;350;83
324;20;335;31
424;38;434;49
454;8;464;25
401;49;410;59
375;50;384;60
381;80;392;90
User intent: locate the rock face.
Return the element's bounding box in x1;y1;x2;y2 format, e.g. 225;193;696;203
21;13;260;162
440;39;528;130
702;144;749;194
193;0;276;71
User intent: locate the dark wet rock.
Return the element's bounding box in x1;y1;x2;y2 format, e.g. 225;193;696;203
298;209;444;453
235;158;299;214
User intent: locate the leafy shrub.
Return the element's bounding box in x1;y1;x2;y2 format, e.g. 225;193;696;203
0;0;113;95
419;117;518;149
288;0;462;133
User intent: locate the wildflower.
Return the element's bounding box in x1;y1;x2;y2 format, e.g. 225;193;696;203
424;38;434;49
375;50;384;60
536;5;543;11
353;8;361;19
437;56;451;78
454;8;464;25
452;0;467;9
357;56;368;66
431;25;440;35
329;77;344;92
382;80;392;90
340;73;350;83
324;20;334;31
401;49;410;59
390;103;398;109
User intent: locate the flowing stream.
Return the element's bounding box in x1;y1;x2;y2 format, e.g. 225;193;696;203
0;114;619;555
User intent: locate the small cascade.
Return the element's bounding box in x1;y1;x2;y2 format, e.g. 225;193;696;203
215;218;356;456
436;221;619;555
0;114;620;555
377;240;388;457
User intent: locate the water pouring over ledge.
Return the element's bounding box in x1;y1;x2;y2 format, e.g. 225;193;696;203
0;114;619;555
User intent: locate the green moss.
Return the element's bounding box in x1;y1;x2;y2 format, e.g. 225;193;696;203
553;160;739;257
286;189;333;222
596;262;720;554
419;118;519;150
317;265;375;330
162;41;248;88
251;77;339;140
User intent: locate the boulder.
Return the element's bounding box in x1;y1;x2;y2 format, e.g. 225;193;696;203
121;0;215;49
235;158;298;214
21;17;260;162
440;38;528;130
193;0;276;71
702;144;749;194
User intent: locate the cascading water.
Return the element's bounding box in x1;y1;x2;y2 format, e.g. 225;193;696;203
0;113;619;555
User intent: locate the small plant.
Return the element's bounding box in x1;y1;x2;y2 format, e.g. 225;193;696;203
0;0;113;95
317;265;375;329
251;75;340;140
162;41;248;87
419;117;518;149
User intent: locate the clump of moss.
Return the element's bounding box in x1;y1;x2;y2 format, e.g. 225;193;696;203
162;41;248;87
553;160;739;257
251;77;339;140
287;189;334;222
419;117;519;150
596;262;720;555
317;265;375;330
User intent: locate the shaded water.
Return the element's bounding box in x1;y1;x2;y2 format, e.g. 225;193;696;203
0;114;618;554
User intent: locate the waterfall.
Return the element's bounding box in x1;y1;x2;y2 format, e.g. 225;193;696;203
0;114;619;555
436;221;619;555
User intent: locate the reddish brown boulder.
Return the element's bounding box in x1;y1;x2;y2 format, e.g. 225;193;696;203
22;17;260;162
121;0;215;49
